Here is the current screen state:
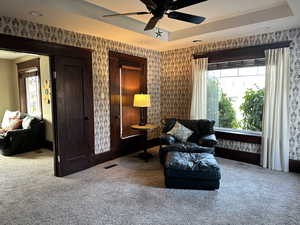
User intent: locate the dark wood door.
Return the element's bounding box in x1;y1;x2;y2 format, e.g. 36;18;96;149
53;56;94;176
109;52;147;158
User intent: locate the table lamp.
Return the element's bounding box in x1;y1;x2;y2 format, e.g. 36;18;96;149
133;94;151;126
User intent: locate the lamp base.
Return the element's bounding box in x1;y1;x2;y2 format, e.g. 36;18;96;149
138;121;146;126
139;108;146;126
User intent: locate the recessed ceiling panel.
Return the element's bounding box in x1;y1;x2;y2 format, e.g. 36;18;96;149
85;0;287;31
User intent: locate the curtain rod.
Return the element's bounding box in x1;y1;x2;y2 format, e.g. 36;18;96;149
208;57;265;65
193;41;292;60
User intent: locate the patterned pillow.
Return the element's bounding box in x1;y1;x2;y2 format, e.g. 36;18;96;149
1;110;20;128
167;121;194;142
7;119;23;130
0;118;22;134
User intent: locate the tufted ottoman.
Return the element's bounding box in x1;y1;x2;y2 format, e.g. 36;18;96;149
164;151;221;190
159;142;215;165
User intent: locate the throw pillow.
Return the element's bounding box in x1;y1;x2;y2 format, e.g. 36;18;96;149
1;110;20;128
0;118;22;133
167;121;194;142
22;116;35;129
7;118;23;131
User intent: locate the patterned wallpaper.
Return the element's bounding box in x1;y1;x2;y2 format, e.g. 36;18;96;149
161;28;300;160
216;139;261;154
0;16;161;154
1;15;299;160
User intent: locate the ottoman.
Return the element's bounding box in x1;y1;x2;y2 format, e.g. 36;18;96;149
159;142;215;165
164;151;221;190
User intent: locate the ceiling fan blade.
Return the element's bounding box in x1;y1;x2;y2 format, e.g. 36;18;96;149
170;0;207;10
103;12;150;17
168;11;205;24
140;0;157;10
144;16;161;31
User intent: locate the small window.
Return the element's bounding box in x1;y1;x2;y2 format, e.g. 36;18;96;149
17;59;42;118
25;76;42;118
207;59;265;132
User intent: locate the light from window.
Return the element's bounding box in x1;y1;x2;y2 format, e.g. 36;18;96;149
25;76;42;118
207;66;265;132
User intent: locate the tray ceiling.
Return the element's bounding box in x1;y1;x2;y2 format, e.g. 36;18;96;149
0;0;299;51
86;0;287;31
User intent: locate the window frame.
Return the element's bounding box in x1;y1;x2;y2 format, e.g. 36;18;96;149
193;41;291;140
17;58;43;119
207;64;266;133
215;127;262;144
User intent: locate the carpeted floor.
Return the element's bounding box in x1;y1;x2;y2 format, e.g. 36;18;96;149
1;148;300;225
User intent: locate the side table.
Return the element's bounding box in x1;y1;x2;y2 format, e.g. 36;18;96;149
130;124;158;162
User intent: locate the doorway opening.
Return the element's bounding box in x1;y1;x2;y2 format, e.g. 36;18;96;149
0;50;54;174
0;33;94;177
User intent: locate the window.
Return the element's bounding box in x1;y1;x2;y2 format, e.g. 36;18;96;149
207;59;265;132
25;76;42;117
17;58;42;118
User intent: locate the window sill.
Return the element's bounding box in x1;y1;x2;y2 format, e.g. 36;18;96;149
215;127;262;144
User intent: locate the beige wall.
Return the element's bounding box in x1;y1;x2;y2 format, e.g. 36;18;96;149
14;56;53;142
39;57;53;142
0;59;19;120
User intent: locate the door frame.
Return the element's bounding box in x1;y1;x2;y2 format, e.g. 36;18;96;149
0;33;94;177
108;51;147;160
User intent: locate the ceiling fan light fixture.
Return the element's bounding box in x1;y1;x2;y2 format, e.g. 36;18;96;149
102;0;207;31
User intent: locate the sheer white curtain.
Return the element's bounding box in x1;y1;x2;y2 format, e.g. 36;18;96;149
262;47;290;172
190;58;208;119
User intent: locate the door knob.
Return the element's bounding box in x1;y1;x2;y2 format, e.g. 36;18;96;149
115;115;120;119
84;116;89;121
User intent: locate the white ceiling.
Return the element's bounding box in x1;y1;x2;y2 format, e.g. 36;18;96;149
0;50;37;60
0;0;300;51
87;0;287;31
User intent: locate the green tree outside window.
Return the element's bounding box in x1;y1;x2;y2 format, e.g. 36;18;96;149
240;87;265;131
218;92;237;128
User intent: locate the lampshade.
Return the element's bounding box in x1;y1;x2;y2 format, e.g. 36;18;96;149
133;94;151;107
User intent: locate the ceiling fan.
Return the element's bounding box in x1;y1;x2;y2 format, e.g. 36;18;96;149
103;0;207;31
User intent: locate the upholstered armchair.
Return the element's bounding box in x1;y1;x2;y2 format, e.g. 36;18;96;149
159;118;217;164
0;117;45;156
